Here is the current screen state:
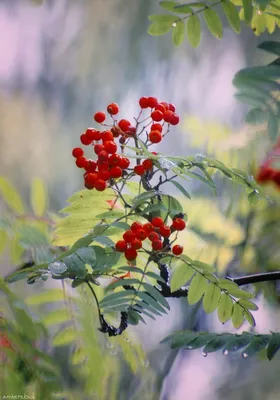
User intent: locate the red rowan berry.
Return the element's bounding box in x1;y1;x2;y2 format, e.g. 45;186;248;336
143;223;154;233
151;123;163;133
161;101;169;110
119;136;126;144
80;133;92;146
134;165;145;176
159;225;171;237
125;248;137;261
119;157;130;169
115;240;128;252
104;141;117;154
151;110;163;122
147;97;158;108
98;151;109;162
149;131;162;144
118;119;131;132
107;103;119;115
90;130;102;141
94;111;106;123
151;217;164;228
94;144;104;154
172;218;186;231
163;110;173;123
170;113;179;125
86;128;99;142
97;162;109;172
99;170;110;181
72;147;84;158
94;179;107;191
102;130;114;142
168;103;176;112
135;229;147;240
152;239;163;251
125;126;136;136
148;231;160;242
85;172;99;187
84;160;97;172
76;156;88;168
139;97;149;108
131;222;143;233
172;245;183;256
108;154;121;166
131;238;142;250
155;104;166;114
123;230;136;243
142;159;153;170
110;166;122;179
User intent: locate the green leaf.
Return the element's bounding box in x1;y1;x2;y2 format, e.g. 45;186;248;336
142;283;170;310
48;261;68;275
160;194;184;217
242;0;253;24
234;93;265;108
232;303;245;329
93;236;115;247
31;178;47;217
52;326;78;346
11;304;38;340
174;4;193;13
95;210;124;219
149;14;178;22
244;309;256;327
172;20;185;46
225;334;252;352
242;336;269;358
186;15;201;48
267;112;279;142
188;273;208;305
106;278;141;291
248;190;259;205
0;177;25;215
203;335;231;353
136;291;167;315
258;41;280;56
26;289;67;305
63;253;87;279
148;22;173;36
100;290;135;308
226;288;255;299
217;294;233;323
204;8;223;39
202;283;221;314
185;333;216;349
191;260;216;273
42;309;71;326
170;180;191;199
160;1;180;11
170;263;194;292
238;299;258;311
267;334;280;360
222;2;241;33
245;108;267;125
132;190;158;209
0;229;8;255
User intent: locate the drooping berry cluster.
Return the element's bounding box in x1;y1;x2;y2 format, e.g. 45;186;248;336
115;216;186;261
72;97;180;190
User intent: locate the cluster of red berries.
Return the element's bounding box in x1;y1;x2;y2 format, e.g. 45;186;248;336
256;141;280;189
115;216;186;261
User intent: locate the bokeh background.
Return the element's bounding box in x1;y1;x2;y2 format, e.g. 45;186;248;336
1;0;280;399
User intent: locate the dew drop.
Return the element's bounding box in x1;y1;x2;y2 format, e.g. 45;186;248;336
242;352;249;359
172;22;177;27
223;349;229;355
202;351;208;357
187;345;193;349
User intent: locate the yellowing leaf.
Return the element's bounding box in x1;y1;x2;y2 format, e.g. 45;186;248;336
52;326;78;346
31;178;48;217
0;177;25;215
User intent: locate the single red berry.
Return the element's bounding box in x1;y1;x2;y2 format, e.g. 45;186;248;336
159;225;171;237
108;154;121;166
131;238;142;250
72;147;84;158
90;130;102;141
135;229;147;240
98;150;109;162
139;97;149;108
151;151;158;155
131;222;143;233
155;104;166;114
107;103;119;115
163;110;173;123
118;119;131;132
102;130;114;142
94;144;105;154
104;141;117;154
97;162;109;172
115;240;128;252
149;131;162;144
110;166;123;179
143;223;154;233
94;111;106;123
84;160;97;173
125;248;138;261
172;218;186;231
168;103;176;112
172;245;183;256
151;123;163;133
84;172;99;187
148;231;160;242
151;217;164;228
80;133;92;146
147;97;158;108
152;239;163;251
134;165;145;176
151;110;163;122
99;170;110;181
169;113;180;125
125;126;136;136
123;230;136;243
161;101;169;109
85;128;99;142
76;156;88;168
94;179;107;191
119;157;130;169
142;159;153;171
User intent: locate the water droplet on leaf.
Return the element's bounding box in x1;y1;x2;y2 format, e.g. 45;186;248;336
172;23;177;27
242;352;249;358
223;349;229;355
202;351;208;357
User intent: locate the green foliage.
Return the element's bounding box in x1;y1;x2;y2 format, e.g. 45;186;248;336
161;330;280;360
